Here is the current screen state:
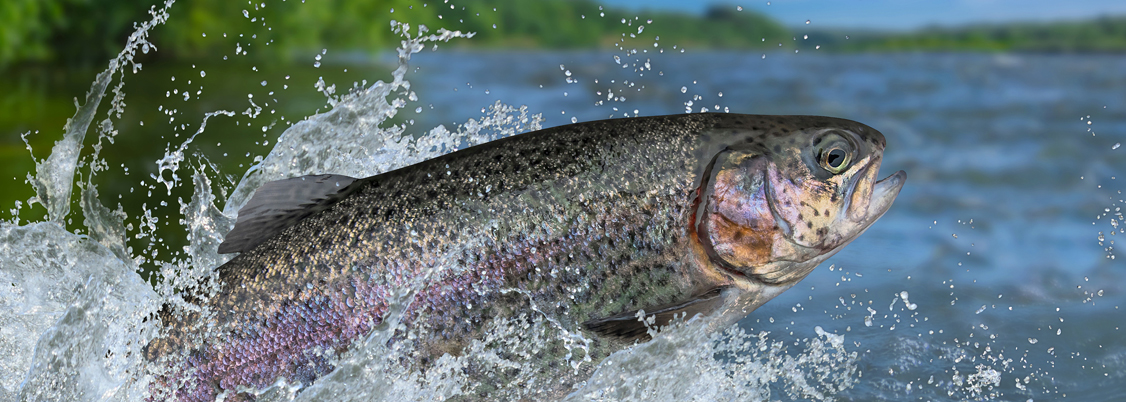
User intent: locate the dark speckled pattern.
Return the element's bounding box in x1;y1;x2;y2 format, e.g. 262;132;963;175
145;114;893;401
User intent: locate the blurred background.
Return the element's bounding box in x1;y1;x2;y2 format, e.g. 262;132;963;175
2;0;1125;399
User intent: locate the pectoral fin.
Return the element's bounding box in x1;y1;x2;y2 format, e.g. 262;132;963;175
582;287;729;341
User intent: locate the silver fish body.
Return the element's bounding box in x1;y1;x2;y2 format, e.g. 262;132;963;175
147;114;905;401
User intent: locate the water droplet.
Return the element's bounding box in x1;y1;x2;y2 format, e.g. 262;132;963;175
141;43;150;54
260;81;267;86
736;6;743;11
680;86;687;93
199;71;206;77
806;20;811;24
1113;142;1120;150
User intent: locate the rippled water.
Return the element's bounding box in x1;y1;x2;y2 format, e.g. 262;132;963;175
2;3;1125;401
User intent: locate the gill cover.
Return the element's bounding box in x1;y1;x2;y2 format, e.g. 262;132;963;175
695;148;776;272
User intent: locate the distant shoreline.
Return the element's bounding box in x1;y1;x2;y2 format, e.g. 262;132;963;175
798;16;1126;54
4;1;1126;68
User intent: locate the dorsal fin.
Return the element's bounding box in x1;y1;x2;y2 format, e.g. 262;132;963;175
218;174;359;254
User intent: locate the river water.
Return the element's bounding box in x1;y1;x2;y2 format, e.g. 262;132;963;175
1;3;1125;401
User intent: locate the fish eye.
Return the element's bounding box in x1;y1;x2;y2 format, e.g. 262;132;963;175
815;133;854;174
824;148;847;169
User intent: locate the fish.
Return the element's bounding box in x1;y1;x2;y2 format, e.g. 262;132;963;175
144;113;905;401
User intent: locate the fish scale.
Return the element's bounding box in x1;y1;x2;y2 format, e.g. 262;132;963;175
145;114;905;401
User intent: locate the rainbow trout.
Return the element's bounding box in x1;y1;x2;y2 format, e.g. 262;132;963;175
147;114;905;401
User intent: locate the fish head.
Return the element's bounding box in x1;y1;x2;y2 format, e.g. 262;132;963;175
693;117;906;287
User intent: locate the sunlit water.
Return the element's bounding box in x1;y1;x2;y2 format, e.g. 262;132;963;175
2;3;1125;402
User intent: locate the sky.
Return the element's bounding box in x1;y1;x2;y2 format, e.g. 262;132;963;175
597;0;1126;31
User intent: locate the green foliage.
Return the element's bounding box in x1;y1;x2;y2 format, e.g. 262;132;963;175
1;0;791;67
436;1;789;48
609;4;791;49
807;16;1126;53
6;0;1126;68
1;0;161;67
0;0;66;64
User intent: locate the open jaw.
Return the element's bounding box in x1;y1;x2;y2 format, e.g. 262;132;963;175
866;170;907;223
831;168;907;249
822;168;906;258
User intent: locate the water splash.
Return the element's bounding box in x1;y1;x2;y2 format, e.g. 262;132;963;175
569;323;857;402
1;2;175;400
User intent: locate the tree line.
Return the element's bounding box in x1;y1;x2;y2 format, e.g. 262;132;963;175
802;16;1126;53
0;0;788;67
3;0;1125;68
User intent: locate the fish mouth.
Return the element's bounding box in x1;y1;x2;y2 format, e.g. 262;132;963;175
865;170;906;223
